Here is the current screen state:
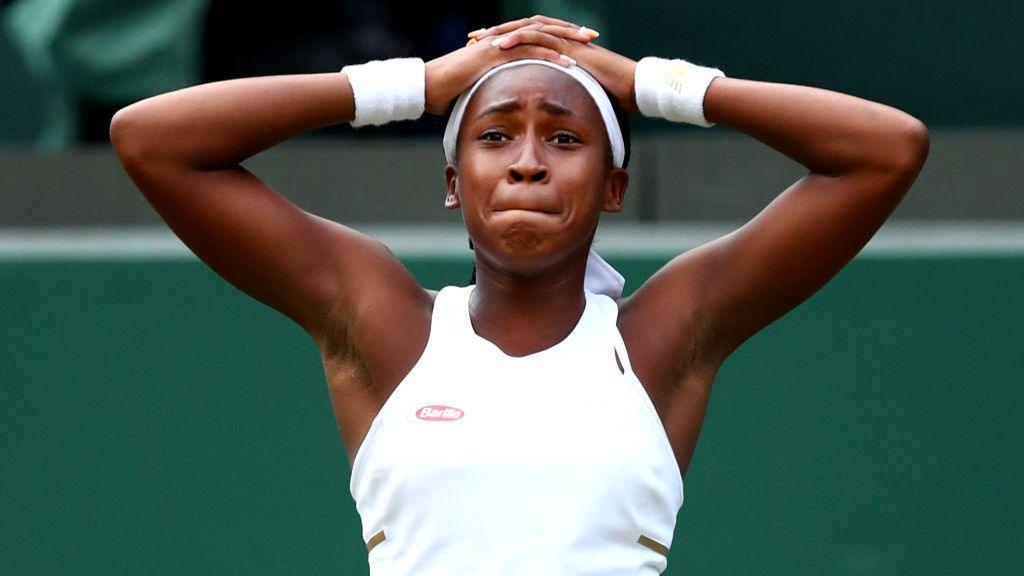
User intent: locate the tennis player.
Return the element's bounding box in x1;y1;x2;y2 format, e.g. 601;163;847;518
110;14;928;574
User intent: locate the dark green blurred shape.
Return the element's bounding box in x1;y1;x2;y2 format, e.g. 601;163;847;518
3;0;1024;145
608;1;1024;128
1;255;1021;575
1;0;206;147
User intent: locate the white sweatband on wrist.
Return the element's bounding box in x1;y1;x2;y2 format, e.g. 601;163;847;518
634;56;725;127
340;57;425;127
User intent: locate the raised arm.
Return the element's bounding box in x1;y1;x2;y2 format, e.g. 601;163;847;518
109;38;578;373
476;22;928;381
108;72;423;349
635;77;929;370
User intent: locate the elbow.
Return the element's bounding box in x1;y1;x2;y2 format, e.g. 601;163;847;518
885;116;930;177
902;117;930;172
856;116;929;205
109;106;143;168
109;104;164;171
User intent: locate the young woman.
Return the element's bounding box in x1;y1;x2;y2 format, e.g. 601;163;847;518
111;14;928;575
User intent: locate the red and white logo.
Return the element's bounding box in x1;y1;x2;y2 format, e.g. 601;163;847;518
413;405;465;422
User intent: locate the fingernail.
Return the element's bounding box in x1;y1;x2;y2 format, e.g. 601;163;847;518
467;38;478;46
579;26;600;38
491;36;508;47
560;54;577;66
467;28;486;38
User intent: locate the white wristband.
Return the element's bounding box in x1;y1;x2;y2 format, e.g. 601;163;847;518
340;57;425;127
634;56;725;127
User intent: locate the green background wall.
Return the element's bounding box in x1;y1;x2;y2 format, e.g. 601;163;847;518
2;255;1021;574
607;0;1024;128
4;0;1024;144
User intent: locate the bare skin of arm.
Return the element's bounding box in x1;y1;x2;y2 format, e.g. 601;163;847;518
109;74;434;462
108;74;424;339
621;78;929;477
109;38;582;464
481;18;930;477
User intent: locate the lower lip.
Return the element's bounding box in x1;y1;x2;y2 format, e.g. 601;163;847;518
494;209;559;216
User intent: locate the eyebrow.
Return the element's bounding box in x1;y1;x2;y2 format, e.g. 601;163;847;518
475;99;575;120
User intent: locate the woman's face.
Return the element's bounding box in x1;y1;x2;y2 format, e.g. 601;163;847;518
444;65;628;276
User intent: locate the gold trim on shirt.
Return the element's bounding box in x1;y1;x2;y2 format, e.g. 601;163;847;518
366;529;386;553
637;534;669;557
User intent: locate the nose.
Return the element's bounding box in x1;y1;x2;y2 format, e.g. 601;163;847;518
507;136;548;184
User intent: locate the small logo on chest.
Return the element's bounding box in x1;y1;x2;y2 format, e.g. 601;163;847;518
413;405;465;422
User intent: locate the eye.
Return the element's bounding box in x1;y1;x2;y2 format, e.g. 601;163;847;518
480;130;509;142
551;132;580;145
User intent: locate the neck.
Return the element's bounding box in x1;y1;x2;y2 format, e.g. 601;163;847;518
469;251;588;357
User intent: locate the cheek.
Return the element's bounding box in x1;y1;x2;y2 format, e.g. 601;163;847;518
453;159;494;216
565;156;610;205
459;147;501;180
456;156;505;205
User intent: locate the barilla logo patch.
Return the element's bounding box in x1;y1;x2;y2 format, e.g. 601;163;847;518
415;405;465;422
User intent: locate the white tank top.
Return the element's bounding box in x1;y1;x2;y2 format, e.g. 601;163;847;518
349;285;684;575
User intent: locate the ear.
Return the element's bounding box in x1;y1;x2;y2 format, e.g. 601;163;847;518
602;168;628;213
444;164;461;209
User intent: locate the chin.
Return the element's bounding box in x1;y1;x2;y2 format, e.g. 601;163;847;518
499;223;546;253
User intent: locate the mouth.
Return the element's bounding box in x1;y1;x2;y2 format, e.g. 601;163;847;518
492;206;561;215
492;209;562;221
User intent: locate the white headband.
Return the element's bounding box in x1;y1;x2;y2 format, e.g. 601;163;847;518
443;58;627;300
442;58;625;168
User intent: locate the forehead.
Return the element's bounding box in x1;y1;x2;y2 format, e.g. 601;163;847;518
463;64;601;121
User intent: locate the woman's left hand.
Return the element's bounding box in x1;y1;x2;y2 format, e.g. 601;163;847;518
467;15;639;114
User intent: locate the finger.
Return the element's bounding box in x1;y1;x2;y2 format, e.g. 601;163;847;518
481;21;544;40
482;16;565;37
469;15;597;40
526;14;600;39
489;24;597;48
526;14;578;29
577;26;600;40
537;24;596;42
468;17;532;39
501;44;575;68
492;29;577;54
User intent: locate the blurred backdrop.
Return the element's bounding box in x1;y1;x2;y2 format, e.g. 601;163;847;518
1;1;1021;575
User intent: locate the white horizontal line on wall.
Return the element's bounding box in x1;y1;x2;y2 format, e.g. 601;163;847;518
1;223;1023;261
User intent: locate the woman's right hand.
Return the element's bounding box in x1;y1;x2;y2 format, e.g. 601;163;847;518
423;16;596;115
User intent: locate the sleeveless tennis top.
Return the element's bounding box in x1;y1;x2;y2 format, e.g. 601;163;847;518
349;285;685;575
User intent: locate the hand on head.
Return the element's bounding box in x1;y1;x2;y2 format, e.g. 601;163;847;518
424;15;638;115
465;14;598;49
